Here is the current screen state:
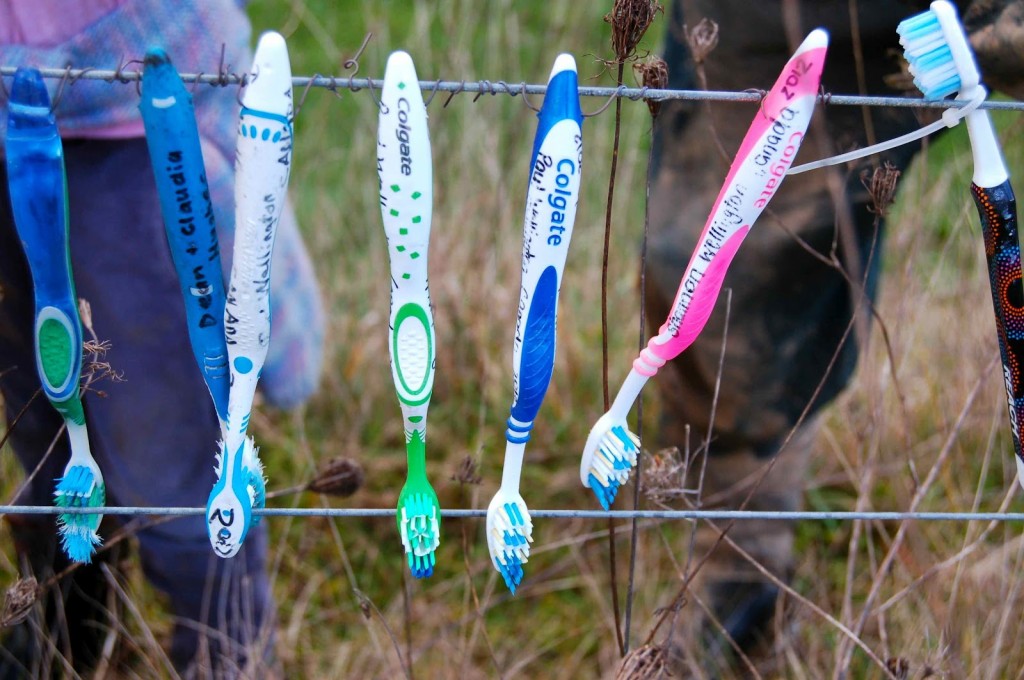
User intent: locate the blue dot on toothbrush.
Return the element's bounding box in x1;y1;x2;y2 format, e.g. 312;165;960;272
249;125;257;138
261;128;270;141
272;131;281;142
234;357;254;374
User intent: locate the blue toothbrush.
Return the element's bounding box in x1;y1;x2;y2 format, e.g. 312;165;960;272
6;68;105;563
485;54;583;593
140;47;230;434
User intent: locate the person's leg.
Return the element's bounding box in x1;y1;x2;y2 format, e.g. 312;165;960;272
0;137;275;676
59;137;276;675
649;0;924;666
0;149;124;678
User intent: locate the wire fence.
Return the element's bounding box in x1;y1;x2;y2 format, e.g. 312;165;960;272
0;66;1021;524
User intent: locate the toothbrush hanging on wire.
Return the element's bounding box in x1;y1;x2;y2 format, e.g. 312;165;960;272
206;31;293;558
898;1;1024;488
140;47;230;436
6;68;105;562
378;51;441;579
579;29;829;509
486;54;582;594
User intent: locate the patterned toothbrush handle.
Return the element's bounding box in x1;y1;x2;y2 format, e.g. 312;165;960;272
140;48;229;422
972;180;1024;463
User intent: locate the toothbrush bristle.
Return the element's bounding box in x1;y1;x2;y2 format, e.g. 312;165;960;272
586;425;641;510
54;466;105;563
399;492;440;579
488;498;533;593
495;552;524;594
897;8;963;100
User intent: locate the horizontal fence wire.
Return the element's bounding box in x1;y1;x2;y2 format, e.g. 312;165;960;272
2;506;1023;521
5;65;1024;111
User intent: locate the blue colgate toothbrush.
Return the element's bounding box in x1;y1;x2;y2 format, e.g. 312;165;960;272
6;68;105;563
206;31;293;558
485;54;583;593
377;51;441;579
140;48;230;434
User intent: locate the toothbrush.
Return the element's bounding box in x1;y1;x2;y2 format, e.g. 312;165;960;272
140;47;230;435
206;31;293;558
580;30;829;509
485;54;582;594
5;68;105;562
898;1;1024;489
377;51;441;579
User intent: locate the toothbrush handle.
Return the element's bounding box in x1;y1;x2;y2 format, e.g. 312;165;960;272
140;56;229;421
224;103;293;439
641;224;750;369
972;180;1024;463
378;52;436;434
6;114;85;425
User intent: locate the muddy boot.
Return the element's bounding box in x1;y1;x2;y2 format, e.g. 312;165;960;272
0;515;124;679
647;0;926;674
663;428;815;676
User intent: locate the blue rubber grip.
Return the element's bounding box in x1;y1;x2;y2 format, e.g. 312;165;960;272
140;48;230;421
529;69;583;177
509;265;558;437
5;68;83;404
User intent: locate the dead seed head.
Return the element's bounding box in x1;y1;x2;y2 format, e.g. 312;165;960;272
606;0;663;63
685;18;719;65
306;457;365;497
886;657;910;680
641;447;689;506
615;643;671;679
861;161;901;217
634;56;669;118
451;454;482;486
2;577;38;628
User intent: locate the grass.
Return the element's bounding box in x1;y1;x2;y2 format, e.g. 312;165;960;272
3;0;1024;677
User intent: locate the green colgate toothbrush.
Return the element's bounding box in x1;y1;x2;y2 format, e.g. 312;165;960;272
378;51;440;578
6;67;105;563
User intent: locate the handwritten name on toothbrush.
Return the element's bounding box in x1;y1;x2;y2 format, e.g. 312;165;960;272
164;150;219;327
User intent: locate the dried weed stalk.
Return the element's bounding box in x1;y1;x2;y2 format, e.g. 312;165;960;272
306;457;365;497
1;577;38;628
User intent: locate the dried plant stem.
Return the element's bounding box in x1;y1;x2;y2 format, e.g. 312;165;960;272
602;58;627;658
623;121;655;655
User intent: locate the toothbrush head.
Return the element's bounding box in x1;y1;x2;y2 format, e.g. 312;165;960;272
897;0;980;99
579;412;640;510
397;485;440;579
485;490;534;594
206;439;254;558
54;464;105;563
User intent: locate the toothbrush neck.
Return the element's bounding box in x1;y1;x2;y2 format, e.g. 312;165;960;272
405;429;427;478
500;440;526;491
964;106;1009;188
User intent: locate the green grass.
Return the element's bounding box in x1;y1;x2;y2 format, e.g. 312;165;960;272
4;0;1024;677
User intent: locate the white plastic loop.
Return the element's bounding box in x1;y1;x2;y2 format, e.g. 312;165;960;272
787;87;986;175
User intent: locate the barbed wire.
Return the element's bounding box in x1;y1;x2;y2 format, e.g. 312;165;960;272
4;65;1024;111
3;505;1023;521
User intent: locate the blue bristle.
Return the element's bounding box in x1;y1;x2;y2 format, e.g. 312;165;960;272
497;553;523;594
588;472;620;510
55;466;92;494
898;9;963;100
897;11;940;40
